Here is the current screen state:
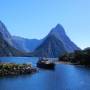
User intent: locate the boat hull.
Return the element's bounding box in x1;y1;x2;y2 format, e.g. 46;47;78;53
37;60;55;70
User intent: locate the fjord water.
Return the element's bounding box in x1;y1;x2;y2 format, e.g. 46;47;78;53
0;57;90;90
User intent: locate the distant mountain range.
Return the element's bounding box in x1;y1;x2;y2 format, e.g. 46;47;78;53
0;20;80;57
12;36;42;52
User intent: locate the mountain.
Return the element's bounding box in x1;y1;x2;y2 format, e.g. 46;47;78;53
0;21;26;56
34;34;67;58
12;36;42;52
0;21;80;57
49;24;79;52
0;32;24;56
0;21;42;53
34;24;80;57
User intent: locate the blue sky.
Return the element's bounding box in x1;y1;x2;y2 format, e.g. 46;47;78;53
0;0;90;49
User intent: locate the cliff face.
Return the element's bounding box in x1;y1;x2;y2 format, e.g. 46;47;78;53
0;32;24;56
0;21;14;46
0;21;25;56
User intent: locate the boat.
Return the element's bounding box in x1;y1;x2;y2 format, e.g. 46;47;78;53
37;58;55;70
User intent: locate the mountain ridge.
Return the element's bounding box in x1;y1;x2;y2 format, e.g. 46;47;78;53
0;21;80;57
12;36;42;52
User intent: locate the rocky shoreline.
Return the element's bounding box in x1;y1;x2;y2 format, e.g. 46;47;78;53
0;63;37;77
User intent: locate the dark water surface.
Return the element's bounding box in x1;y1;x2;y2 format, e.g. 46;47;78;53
0;57;90;90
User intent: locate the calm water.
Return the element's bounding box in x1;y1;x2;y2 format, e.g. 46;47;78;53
0;57;90;90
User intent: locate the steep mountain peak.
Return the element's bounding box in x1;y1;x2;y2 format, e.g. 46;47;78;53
0;20;11;38
34;24;80;57
50;24;66;36
48;24;80;53
0;20;13;46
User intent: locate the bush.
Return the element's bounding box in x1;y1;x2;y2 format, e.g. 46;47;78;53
59;47;90;65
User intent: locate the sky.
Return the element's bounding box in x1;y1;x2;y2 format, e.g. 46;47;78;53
0;0;90;49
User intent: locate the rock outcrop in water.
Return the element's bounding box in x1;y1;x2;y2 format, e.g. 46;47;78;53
0;63;37;76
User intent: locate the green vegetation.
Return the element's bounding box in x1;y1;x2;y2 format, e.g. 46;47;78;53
59;47;90;65
0;63;37;76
